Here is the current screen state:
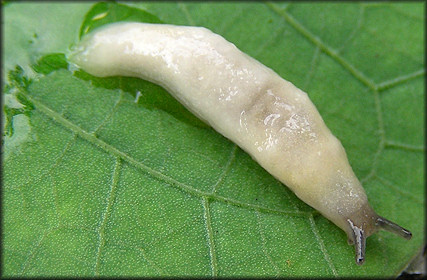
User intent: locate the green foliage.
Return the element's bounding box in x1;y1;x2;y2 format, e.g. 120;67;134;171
3;2;424;277
32;53;68;75
78;2;162;39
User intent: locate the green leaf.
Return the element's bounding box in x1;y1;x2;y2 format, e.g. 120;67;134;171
78;2;162;39
3;2;424;277
32;53;69;75
2;2;93;79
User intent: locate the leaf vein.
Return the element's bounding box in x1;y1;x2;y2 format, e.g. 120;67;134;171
211;145;237;194
20;226;57;274
217;5;243;36
7;131;77;192
252;25;287;58
384;140;425;153
136;245;165;275
361;89;385;184
92;90;124;134
302;46;321;90
308;215;338;277
377;68;425;92
265;2;377;91
178;3;195;26
336;5;365;53
202;197;218;276
94;158;122;276
376;175;424;205
24;92;312;217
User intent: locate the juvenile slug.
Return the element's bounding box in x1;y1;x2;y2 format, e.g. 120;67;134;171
69;22;412;265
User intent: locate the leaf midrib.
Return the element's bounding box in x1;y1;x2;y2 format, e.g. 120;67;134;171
21;89;313;218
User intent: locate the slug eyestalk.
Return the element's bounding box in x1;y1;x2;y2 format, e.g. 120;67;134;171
346;205;412;265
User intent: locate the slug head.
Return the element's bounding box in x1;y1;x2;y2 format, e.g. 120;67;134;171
345;204;412;265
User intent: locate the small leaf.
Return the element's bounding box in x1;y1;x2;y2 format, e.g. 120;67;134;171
79;2;163;38
8;66;31;91
32;53;68;75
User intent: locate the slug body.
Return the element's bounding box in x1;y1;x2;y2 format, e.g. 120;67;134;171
70;22;411;264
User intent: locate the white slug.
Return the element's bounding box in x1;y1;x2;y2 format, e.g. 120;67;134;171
69;22;411;265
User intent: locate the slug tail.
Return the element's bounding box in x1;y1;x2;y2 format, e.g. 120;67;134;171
376;216;412;240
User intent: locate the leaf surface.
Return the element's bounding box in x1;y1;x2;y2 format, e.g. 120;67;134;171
3;2;424;277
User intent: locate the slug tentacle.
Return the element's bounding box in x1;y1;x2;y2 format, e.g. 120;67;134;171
347;219;366;265
376;216;412;240
345;204;412;265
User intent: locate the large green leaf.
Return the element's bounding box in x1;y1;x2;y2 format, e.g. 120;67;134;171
3;2;424;277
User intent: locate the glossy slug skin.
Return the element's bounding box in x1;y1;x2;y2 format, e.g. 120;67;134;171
69;22;411;264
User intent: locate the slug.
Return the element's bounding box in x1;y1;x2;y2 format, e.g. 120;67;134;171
69;22;412;265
